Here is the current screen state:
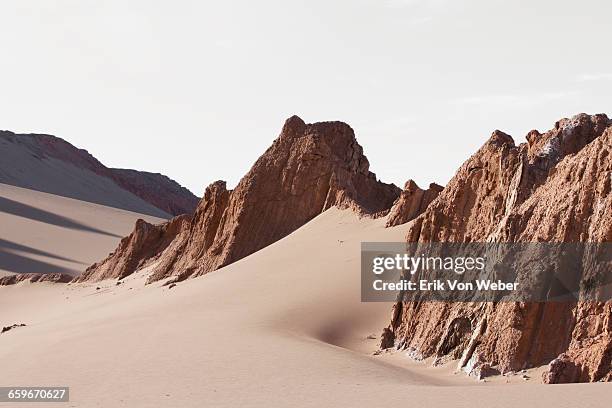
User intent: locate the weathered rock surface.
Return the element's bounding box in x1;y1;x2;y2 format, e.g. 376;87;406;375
381;113;612;383
386;180;443;227
81;116;400;284
75;215;193;282
0;131;198;217
0;273;73;286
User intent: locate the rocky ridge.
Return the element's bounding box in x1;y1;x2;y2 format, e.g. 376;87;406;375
78;116;400;283
386;180;443;227
0;273;73;286
110;169;198;217
381;113;612;383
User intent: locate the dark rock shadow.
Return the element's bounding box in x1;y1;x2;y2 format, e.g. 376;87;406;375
0;196;120;238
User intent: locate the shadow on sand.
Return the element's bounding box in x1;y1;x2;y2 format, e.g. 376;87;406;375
0;238;85;264
0;196;120;238
0;248;80;275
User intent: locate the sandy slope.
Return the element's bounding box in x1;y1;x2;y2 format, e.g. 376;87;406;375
0;135;171;218
1;208;610;407
0;183;166;277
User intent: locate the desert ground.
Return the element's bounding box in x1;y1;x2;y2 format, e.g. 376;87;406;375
0;183;166;278
0;135;174;218
1;187;610;407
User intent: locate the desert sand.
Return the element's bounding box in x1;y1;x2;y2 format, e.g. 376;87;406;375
0;182;165;277
1;204;610;407
0;134;180;218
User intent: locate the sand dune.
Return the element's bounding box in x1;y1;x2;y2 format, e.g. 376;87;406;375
0;132;199;217
0;183;165;277
1;208;609;407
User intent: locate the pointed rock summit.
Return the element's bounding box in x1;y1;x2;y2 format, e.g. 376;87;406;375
79;116;400;283
386;180;443;227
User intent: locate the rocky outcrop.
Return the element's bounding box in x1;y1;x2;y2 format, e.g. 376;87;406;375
386;180;443;227
1;324;26;334
110;170;198;217
381;113;612;383
0;273;73;286
0;131;198;216
80;116;401;284
75;215;193;282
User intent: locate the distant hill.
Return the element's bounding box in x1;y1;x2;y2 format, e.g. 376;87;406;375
0;131;199;217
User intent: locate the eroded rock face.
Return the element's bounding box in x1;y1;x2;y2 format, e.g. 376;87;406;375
80;116;400;284
0;273;73;286
110;169;199;217
386;180;443;227
75;215;193;282
382;113;612;383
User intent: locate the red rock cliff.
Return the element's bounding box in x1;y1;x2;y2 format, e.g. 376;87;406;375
386;180;443;227
382;113;612;383
80;116;400;283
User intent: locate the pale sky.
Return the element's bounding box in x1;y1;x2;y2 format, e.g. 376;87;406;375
1;0;610;196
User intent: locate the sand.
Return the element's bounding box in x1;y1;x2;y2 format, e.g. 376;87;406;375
1;202;610;407
0;135;170;218
0;183;166;277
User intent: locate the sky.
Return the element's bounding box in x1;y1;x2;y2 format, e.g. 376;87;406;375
1;0;610;196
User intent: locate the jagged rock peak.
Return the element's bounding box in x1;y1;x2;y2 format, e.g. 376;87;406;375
74;214;193;283
382;114;612;384
386;179;444;227
528;112;610;160
488;129;515;147
203;180;228;196
280;115;307;139
80;116;401;284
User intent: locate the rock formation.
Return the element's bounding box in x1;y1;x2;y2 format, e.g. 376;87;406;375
111;169;199;215
80;116;400;284
1;323;26;334
0;131;198;216
75;215;193;282
386;180;443;227
0;273;73;286
381;113;612;383
110;170;198;217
